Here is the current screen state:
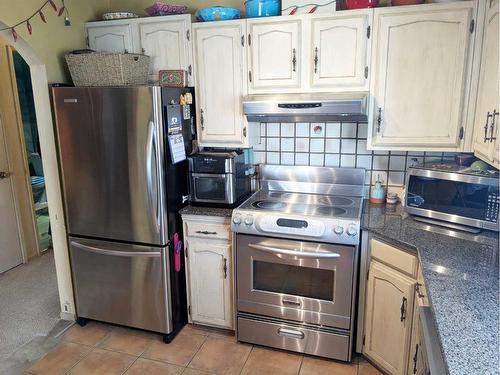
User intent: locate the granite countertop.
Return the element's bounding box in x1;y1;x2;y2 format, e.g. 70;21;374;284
362;201;499;375
179;205;233;218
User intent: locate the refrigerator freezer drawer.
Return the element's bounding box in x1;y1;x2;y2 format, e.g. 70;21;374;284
69;237;172;334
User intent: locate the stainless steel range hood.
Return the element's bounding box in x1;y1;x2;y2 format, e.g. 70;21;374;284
243;93;368;123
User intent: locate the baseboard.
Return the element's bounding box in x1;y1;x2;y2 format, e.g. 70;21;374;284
60;311;75;321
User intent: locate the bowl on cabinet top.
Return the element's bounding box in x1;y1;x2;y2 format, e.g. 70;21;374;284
345;0;379;9
196;7;241;22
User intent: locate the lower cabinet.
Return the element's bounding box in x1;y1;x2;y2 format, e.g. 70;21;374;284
364;261;415;375
362;237;427;375
182;214;234;330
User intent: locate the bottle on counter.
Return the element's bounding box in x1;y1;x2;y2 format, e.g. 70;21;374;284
370;174;386;204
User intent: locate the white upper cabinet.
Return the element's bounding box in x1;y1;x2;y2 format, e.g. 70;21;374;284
310;11;371;90
136;16;192;83
247;18;302;92
87;23;134;53
368;2;474;151
86;15;192;84
473;0;499;167
193;20;248;147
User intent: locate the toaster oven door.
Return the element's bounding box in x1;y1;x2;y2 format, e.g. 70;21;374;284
190;173;235;204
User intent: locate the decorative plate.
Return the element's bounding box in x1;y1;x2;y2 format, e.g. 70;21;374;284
102;12;140;20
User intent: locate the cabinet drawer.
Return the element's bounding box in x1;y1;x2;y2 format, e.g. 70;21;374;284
185;221;231;240
370;239;418;278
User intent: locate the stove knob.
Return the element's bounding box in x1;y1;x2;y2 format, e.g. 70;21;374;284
232;214;242;225
334;226;344;235
244;215;254;226
347;225;357;237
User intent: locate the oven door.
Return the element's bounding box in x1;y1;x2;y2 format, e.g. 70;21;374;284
237;234;356;329
190;173;234;204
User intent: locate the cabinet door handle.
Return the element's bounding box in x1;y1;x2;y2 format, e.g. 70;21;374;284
400;296;407;322
314;47;319;73
416;283;425;298
223;257;228;279
243;127;247;137
484;111;492;142
188;64;192;76
292;48;297;72
200;108;205;130
376;107;382;133
141;47;145;54
412;343;419;374
489;110;498;142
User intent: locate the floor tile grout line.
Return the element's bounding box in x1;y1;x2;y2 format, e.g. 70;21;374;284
120;355;140;375
183;331;209;369
297;354;305;375
61;341;96;375
238;344;254;375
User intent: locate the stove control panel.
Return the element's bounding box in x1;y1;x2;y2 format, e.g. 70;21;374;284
232;211;360;245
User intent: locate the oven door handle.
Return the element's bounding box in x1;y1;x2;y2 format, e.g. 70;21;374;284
248;243;340;258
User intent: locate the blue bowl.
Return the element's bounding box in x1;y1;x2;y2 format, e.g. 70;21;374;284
245;0;280;18
196;7;241;22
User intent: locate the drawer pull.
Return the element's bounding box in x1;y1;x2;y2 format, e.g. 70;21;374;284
277;327;304;339
282;299;301;306
195;230;217;235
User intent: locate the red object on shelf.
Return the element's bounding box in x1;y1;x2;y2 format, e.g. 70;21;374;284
345;0;379;9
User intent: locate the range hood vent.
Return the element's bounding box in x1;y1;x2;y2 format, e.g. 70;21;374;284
243;93;368;123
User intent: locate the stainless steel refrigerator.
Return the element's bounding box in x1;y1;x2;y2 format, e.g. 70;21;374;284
52;86;194;342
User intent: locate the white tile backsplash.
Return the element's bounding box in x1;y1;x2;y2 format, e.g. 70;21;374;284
255;122;459;195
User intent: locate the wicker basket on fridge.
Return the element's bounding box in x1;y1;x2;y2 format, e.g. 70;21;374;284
65;52;150;86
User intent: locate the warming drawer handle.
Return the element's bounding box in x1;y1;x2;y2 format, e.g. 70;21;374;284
277;327;305;339
248;243;340;258
71;241;161;258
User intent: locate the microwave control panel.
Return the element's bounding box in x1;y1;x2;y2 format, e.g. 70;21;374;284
486;192;499;222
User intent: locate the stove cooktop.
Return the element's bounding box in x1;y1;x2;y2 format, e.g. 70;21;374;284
238;190;363;220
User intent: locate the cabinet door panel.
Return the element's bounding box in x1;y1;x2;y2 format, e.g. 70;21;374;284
187;239;232;328
194;22;247;146
473;1;499;163
311;13;369;89
87;24;134;53
364;261;415;375
138;19;189;82
369;4;472;149
248;19;301;91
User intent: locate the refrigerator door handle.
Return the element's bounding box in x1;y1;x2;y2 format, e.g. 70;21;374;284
151;121;161;231
147;121;161;233
71;241;162;257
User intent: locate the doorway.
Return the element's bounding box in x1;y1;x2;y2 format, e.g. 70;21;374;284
13;50;52;253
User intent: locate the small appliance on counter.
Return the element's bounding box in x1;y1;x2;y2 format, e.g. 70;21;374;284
405;162;499;232
188;149;252;207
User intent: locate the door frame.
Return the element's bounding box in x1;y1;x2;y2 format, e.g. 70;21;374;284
0;25;75;320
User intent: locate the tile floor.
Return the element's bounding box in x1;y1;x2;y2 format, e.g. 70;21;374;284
24;322;383;375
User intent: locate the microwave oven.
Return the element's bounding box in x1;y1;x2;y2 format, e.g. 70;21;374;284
405;163;499;232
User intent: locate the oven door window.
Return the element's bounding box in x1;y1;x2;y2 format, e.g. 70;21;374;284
253;260;334;301
194;177;226;201
407;176;496;221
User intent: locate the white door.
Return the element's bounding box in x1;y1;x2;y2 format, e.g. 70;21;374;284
248;19;301;92
364;261;415;375
0;108;23;274
369;3;473;150
186;239;232;328
310;12;370;90
193;21;248;147
473;0;499;164
87;24;134;53
137;16;191;83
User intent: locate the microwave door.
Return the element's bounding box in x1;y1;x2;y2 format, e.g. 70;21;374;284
52;86;167;245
